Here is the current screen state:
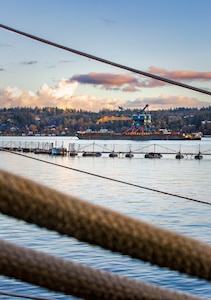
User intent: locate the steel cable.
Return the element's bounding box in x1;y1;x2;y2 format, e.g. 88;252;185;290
1;23;211;96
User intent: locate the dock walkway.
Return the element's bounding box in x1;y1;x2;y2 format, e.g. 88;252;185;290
0;141;211;159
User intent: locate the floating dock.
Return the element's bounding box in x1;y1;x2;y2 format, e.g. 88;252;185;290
0;141;211;159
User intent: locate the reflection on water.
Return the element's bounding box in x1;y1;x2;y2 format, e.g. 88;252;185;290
0;137;211;299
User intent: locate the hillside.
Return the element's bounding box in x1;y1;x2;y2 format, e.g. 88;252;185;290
0;106;211;136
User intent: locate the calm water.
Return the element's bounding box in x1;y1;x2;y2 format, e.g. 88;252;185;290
0;136;211;299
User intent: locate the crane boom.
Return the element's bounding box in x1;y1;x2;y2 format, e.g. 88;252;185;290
142;104;149;112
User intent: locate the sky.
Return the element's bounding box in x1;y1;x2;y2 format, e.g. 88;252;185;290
1;0;211;112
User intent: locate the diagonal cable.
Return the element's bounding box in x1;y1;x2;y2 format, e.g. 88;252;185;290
1;23;211;96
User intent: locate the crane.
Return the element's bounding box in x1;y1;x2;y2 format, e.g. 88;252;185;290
132;104;150;123
122;104;151;134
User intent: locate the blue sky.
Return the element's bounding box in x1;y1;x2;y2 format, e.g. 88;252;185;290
1;0;211;111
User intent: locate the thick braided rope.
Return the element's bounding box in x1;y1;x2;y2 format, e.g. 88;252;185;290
0;169;210;283
0;239;203;300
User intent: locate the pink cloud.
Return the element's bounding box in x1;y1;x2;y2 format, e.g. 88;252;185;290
70;72;140;91
0;77;210;112
148;66;211;81
70;69;211;91
129;94;209;110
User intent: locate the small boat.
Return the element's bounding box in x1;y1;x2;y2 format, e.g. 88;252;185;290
22;148;31;153
82;151;102;157
51;147;67;155
109;151;118;158
69;151;78;156
195;151;203;160
145;152;162;159
125;151;134;158
175;151;184;159
34;148;51;154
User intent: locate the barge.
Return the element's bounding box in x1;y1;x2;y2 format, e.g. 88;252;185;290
76;105;202;141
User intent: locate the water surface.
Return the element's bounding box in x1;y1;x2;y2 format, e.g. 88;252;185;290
0;137;210;299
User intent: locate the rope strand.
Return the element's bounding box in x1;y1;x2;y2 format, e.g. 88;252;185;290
0;239;203;300
0;169;210;282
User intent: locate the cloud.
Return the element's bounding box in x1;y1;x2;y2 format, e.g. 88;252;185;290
0;86;37;108
70;72;140;91
38;78;78;99
70;69;211;91
0;80;124;111
21;60;38;65
0;78;209;111
147;66;211;85
129;94;209;110
59;59;74;63
0;43;12;48
101;17;116;26
0;68;4;71
0;79;78;109
69;95;126;111
149;66;211;80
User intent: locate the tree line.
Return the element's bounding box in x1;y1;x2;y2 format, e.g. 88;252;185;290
0;106;211;136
